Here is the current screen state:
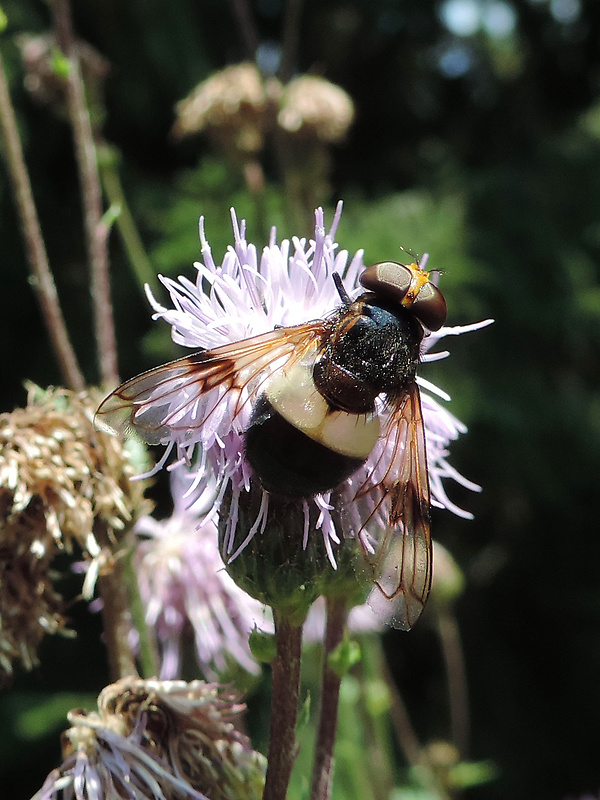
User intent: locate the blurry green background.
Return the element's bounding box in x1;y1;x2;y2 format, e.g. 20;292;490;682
2;0;600;798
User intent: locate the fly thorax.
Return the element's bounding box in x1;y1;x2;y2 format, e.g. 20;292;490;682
314;300;423;410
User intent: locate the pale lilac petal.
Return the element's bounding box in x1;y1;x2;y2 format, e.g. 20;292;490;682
134;472;273;680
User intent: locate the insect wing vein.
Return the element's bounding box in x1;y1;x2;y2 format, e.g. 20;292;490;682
353;384;432;630
95;322;327;445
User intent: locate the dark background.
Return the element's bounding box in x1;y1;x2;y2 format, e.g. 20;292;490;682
2;1;600;798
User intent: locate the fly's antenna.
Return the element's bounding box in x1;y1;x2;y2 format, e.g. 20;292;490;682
398;245;420;265
332;272;351;305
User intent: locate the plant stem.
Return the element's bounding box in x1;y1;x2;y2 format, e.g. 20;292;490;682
228;0;260;62
310;596;347;800
263;611;303;800
122;540;159;679
0;45;85;392
358;638;399;800
278;0;304;83
51;0;119;389
98;149;159;296
437;608;470;758
375;640;423;768
376;639;452;800
95;527;138;681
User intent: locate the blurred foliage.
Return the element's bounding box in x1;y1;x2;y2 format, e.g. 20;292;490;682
2;0;600;799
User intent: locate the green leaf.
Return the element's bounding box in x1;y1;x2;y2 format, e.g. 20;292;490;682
249;627;277;664
17;693;97;740
327;634;361;678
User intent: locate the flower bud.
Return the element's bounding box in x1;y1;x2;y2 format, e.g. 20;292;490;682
219;482;331;623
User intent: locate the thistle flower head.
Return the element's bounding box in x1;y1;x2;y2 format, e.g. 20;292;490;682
140;204;486;553
33;677;266;800
134;471;273;680
0;384;150;675
101;203;491;621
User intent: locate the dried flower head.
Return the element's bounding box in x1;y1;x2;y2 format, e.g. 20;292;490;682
16;32;109;108
135;471;273;680
172;62;280;154
0;501;68;675
33;677;266;800
0;383;150;675
277;75;354;142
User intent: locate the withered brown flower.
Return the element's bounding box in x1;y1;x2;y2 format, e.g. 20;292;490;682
172;62;280;155
34;677;266;800
0;383;150;676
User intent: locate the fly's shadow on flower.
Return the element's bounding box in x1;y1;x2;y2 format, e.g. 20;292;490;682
97;203;492;630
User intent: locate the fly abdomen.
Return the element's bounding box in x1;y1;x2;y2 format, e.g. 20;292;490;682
245;360;380;498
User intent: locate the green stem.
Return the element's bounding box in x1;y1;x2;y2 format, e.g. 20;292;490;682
122;540;159;679
359;639;397;800
98;149;159;296
374;638;453;800
0;43;84;391
95;525;138;681
263;611;303;800
310;596;347;800
373;639;422;769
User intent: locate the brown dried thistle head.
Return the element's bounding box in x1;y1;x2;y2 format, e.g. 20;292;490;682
35;677;265;800
0;383;151;676
172;62;280;156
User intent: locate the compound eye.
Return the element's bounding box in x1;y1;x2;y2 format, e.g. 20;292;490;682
412;280;447;331
359;261;414;303
360;261;447;331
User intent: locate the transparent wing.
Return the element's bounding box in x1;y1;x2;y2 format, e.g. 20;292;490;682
95;322;328;444
353;383;432;631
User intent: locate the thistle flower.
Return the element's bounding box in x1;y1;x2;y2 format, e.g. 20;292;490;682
136;203;487;547
134;471;273;680
0;384;150;675
98;203;491;622
33;677;266;800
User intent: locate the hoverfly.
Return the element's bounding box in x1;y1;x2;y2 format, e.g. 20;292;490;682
97;259;447;630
